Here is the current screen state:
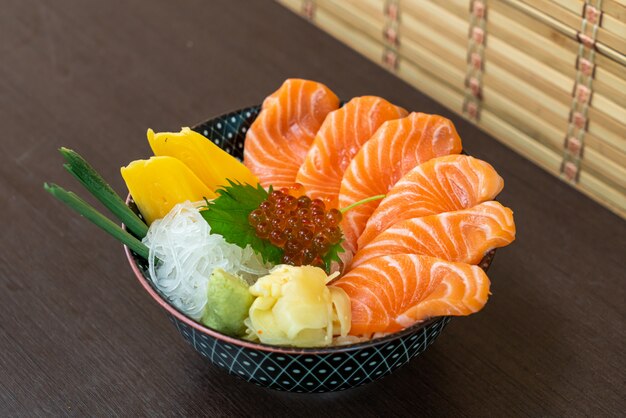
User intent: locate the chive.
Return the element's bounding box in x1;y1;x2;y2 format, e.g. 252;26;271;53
44;183;150;260
339;194;386;214
59;147;148;239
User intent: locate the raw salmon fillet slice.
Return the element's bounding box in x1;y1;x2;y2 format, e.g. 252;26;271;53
338;113;463;253
295;96;407;204
334;254;491;335
244;79;340;188
350;201;515;268
358;155;504;249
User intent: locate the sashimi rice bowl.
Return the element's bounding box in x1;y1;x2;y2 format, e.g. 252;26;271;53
45;79;516;392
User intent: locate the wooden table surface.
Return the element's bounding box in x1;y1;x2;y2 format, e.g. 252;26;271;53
2;0;625;416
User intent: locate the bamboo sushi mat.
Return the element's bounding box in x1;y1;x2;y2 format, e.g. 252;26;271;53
277;0;626;219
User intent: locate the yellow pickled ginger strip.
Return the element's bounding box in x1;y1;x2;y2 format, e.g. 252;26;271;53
246;265;351;347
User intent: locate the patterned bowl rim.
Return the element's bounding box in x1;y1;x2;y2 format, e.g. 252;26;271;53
123;104;496;354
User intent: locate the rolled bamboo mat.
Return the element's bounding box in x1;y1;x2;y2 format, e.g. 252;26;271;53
277;0;626;218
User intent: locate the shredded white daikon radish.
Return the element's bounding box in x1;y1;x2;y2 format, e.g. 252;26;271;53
142;201;269;320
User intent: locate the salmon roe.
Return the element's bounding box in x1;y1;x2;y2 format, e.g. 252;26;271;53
248;188;343;266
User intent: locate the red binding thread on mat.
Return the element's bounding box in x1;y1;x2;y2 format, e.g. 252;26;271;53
466;101;479;119
383;48;398;70
584;4;602;25
563;161;578;181
469;77;481;98
561;1;601;184
302;0;315;20
578;58;594;77
470;52;482;70
566;137;582;157
464;0;487;121
385;1;399;21
572;111;587;130
473;1;485;18
578;33;596;49
575;85;591;104
384;25;399;46
472;27;485;44
382;1;400;71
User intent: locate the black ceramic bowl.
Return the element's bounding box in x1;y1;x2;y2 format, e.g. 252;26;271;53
125;105;495;393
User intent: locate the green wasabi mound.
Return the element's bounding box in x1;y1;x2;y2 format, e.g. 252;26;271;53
201;268;254;337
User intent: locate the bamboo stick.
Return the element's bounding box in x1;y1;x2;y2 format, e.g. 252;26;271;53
480;109;626;218
431;0;626;81
481;84;626;191
484;37;626;122
406;0;626;111
315;5;384;64
317;0;381;41
502;0;626;66
482;65;626;160
518;0;626;55
277;0;301;12
428;0;626;89
406;1;626;142
486;6;626;107
603;0;626;21
344;0;383;19
550;0;626;38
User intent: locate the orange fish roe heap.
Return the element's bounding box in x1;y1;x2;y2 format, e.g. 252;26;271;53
248;189;343;267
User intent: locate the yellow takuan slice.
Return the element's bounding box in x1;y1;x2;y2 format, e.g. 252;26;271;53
147;127;258;190
121;156;216;224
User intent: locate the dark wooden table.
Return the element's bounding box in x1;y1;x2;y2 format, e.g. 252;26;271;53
2;0;625;416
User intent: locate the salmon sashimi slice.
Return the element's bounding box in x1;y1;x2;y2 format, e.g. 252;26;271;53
244;79;340;188
295;96;407;204
338;113;463;253
350;201;515;268
357;155;504;249
334;254;491;335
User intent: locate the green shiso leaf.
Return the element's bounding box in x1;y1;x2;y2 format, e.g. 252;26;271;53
200;181;283;265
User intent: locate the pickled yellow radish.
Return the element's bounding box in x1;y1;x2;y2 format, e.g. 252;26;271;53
121;156;216;224
147;127;258;190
